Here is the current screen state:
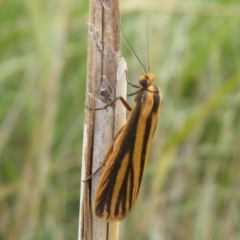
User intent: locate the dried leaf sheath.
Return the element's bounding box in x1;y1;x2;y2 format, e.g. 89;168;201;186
94;73;163;221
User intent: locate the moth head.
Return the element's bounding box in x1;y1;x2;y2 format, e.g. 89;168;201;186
139;73;155;88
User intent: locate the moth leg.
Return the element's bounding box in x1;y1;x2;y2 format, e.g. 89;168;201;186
127;90;140;97
86;96;132;111
82;125;124;182
122;69;141;89
82;165;105;182
82;143;113;182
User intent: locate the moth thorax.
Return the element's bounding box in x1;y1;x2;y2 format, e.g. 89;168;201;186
139;73;155;88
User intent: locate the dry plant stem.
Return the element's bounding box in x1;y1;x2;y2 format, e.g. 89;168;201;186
78;0;124;240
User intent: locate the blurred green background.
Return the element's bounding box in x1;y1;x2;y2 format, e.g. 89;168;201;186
0;0;240;239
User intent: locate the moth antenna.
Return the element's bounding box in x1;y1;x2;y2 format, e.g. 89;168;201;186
146;15;150;73
120;25;147;74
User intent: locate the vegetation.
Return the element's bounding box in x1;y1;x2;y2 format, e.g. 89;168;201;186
0;0;239;239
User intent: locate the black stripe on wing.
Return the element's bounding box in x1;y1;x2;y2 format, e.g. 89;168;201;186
137;90;161;194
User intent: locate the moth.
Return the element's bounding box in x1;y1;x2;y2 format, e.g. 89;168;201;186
86;26;163;221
